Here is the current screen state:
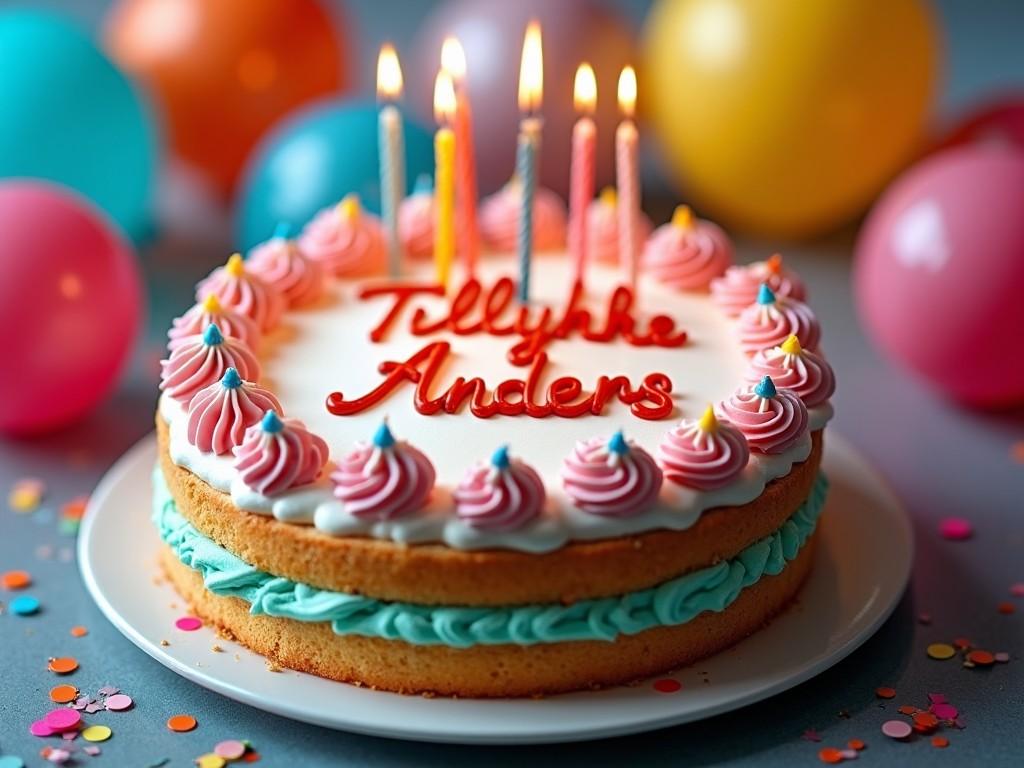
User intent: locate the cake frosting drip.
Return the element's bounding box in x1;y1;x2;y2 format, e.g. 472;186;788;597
711;254;807;317
560;431;663;518
247;229;326;307
155;469;827;647
746;335;835;408
233;411;329;496
480;182;567;252
737;284;821;355
453;446;546;532
195;254;285;333
717;376;809;455
160;325;261;405
168;294;261;352
587;188;652;264
642;206;733;291
186;368;282;456
299;196;387;277
657;407;750;490
330;422;435;521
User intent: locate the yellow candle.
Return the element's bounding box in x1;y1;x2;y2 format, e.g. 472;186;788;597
433;71;457;288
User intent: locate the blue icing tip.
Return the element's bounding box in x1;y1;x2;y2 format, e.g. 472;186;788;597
261;410;284;434
373;420;396;449
273;221;294;240
221;367;242;389
202;323;224;346
607;430;629;455
756;283;776;305
413;173;434;195
490;444;511;470
754;375;777;399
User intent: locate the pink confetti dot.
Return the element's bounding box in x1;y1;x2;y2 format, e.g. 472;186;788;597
103;693;133;711
931;703;958;720
44;708;81;731
1010;583;1024;597
214;740;247;760
995;652;1010;663
175;616;203;632
30;719;55;736
938;517;973;541
881;719;913;739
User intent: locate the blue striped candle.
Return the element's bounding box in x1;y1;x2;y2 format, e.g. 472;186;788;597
516;119;540;303
378;103;405;278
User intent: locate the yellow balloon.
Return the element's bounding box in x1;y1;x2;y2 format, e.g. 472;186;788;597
642;0;939;238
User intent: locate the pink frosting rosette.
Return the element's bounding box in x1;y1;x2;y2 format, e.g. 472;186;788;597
711;253;807;316
186;368;282;455
233;411;329;496
453;445;546;531
168;294;261;352
716;376;809;455
160;324;260;405
642;205;733;291
195;253;285;333
299;194;387;277
657;406;750;490
398;188;435;260
737;284;821;355
561;430;663;517
586;187;652;264
331;421;436;520
246;224;326;307
745;335;835;408
480;181;567;252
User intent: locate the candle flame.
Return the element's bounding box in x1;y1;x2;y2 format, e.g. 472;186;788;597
517;20;543;114
376;43;403;100
573;62;596;114
434;70;456;125
617;65;636;118
440;37;466;81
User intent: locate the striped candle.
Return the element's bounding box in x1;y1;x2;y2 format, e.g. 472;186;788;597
616;66;640;289
377;45;406;277
516;122;540;302
569;63;597;286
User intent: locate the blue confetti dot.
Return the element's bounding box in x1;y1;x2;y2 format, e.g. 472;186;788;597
0;755;26;768
9;595;40;616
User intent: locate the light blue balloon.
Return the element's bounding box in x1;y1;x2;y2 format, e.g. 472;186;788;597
236;99;433;251
0;10;158;242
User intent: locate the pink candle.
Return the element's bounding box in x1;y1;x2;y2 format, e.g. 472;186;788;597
569;63;597;286
442;37;480;279
616;66;640;289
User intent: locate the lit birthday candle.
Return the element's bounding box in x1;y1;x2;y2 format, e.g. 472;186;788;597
377;44;406;277
441;37;480;278
569;62;597;287
516;20;543;302
433;70;457;288
616;65;640;289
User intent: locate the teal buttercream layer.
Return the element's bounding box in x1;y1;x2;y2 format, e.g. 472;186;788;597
153;468;828;647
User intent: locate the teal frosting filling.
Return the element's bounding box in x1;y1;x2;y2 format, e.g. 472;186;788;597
154;469;827;647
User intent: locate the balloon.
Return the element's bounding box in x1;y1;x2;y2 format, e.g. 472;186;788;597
642;0;938;239
235;100;433;251
0;9;157;242
934;97;1024;154
105;0;349;199
409;0;636;197
854;146;1024;407
0;182;144;436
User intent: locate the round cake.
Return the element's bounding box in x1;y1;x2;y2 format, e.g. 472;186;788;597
155;203;835;697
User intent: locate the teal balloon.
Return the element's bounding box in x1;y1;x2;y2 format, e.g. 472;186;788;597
236;100;433;250
0;10;158;242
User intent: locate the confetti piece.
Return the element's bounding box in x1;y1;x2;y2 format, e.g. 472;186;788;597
103;694;133;711
801;729;822;743
30;720;54;737
97;686;118;697
70;626;88;638
1010;583;1024;597
838;750;858;760
917;613;932;625
913;712;939;732
881;720;912;740
167;714;197;732
927;693;947;704
175;616;203;632
214;740;247;760
997;602;1015;615
953;637;972;650
196;756;226;768
44;709;81;731
931;703;958;720
1012;441;1024;463
81;725;112;743
966;650;995;666
61;497;88;520
45;749;71;764
847;739;865;751
931;736;949;748
653;678;681;693
897;705;919;715
83;746;101;756
1;570;31;590
927;643;956;660
817;748;844;764
995;652;1010;663
875;686;896;699
938;517;973;541
48;657;79;674
0;756;26;768
10;595;40;615
241;753;260;764
9;478;44;512
49;685;78;704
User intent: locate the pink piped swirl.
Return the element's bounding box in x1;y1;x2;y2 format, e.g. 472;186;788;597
331;441;436;521
716;386;809;455
160;330;260;405
642;219;733;291
247;237;325;307
186;374;282;456
711;258;807;316
168;299;260;352
746;346;835;408
480;183;567;252
299;206;387;276
453;458;546;532
587;196;652;264
560;436;663;518
737;297;821;355
195;258;285;333
657;419;750;491
233;416;329;496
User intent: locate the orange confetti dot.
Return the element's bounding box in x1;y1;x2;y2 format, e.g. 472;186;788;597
997;602;1015;615
61;497;88;520
932;736;949;748
818;747;844;764
167;714;197;732
898;705;919;715
847;739;866;751
953;637;972;650
1011;441;1024;463
49;684;79;703
241;753;261;764
70;626;88;638
47;657;79;674
913;712;939;730
1;570;31;590
967;649;995;666
875;686;896;699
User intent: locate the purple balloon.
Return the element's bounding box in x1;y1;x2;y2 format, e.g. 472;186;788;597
855;145;1024;407
409;0;636;197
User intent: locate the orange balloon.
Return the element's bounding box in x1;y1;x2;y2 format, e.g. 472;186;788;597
105;0;349;198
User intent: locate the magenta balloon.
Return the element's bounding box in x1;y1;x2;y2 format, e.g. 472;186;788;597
0;181;143;435
855;146;1024;407
409;0;637;197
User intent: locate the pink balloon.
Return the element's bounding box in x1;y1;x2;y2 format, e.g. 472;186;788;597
0;181;143;435
408;0;637;197
854;146;1024;407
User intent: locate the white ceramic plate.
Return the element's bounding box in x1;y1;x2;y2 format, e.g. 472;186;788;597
79;432;911;745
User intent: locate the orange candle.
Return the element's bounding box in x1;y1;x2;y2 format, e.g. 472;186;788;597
441;37;479;278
